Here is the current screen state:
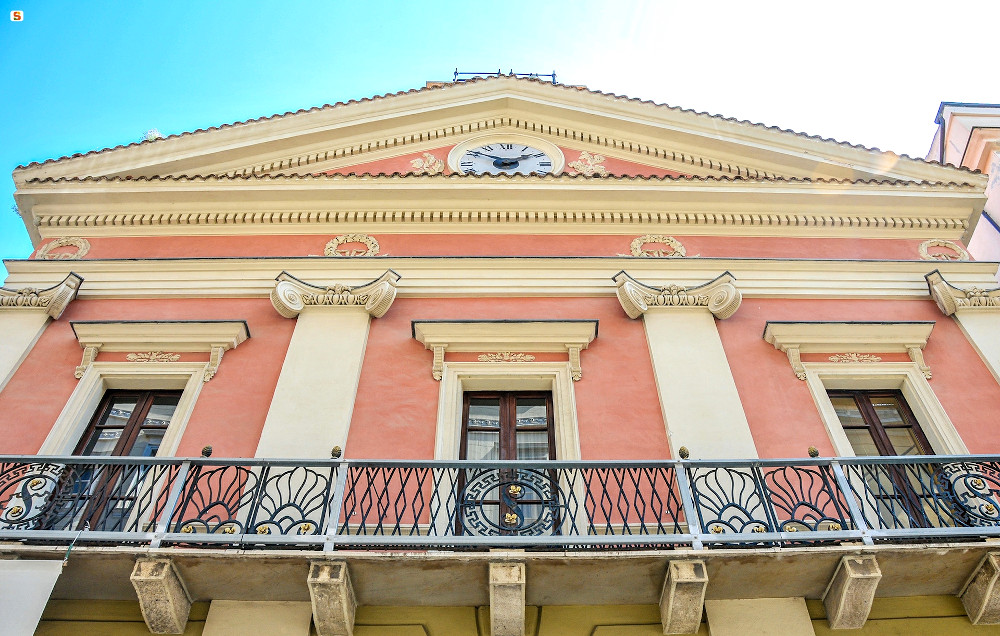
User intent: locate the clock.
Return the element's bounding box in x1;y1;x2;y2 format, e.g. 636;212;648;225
457;143;554;175
447;135;565;175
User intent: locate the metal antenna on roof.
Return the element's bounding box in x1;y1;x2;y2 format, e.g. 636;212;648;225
141;129;164;142
452;70;557;84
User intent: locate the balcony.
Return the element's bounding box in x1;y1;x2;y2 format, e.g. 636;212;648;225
3;454;1000;550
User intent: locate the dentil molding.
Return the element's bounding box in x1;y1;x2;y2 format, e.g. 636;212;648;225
613;270;742;320
926;270;1000;315
270;270;401;319
0;272;82;319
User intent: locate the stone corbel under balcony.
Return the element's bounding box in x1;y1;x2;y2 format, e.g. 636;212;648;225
0;272;82;319
927;269;1000;316
270;270;400;319
70;320;250;381
412;320;598;381
763;321;935;380
613;271;742;320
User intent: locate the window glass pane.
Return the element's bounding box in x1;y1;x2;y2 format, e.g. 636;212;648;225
885;428;922;456
143;396;180;427
871;397;906;427
468;399;500;428
516;431;549;460
82;429;123;456
830;396;866;428
515;398;547;428
129;429;165;457
466;431;500;460
845;428;881;457
103;398;138;428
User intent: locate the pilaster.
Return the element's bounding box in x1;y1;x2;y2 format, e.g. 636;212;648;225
0;273;82;394
927;270;1000;384
258;271;400;458
614;271;756;459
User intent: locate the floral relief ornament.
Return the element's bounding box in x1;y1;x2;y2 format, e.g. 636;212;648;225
477;352;537;362
567;151;608;176
324;233;380;257
126;352;181;362
828;353;882;363
35;237;90;260
409;152;445;175
629;235;696;258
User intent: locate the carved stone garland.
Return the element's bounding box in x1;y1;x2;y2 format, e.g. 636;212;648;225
270;270;401;319
629;235;691;258
613;271;742;320
35;237;90;260
828;353;882;363
927;270;1000;315
0;273;83;319
324;234;380;257
126;352;181;362
919;239;969;262
478;353;536;362
567;151;608;176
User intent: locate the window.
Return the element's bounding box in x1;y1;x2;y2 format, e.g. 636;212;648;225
74;390;182;457
828;390;932;457
461;392;555;461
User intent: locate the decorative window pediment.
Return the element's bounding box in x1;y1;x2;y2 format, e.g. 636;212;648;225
412;320;598;381
0;272;82;319
70;320;250;381
763;321;935;380
613;271;742;320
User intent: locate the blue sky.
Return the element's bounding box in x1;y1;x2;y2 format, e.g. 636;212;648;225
2;0;999;278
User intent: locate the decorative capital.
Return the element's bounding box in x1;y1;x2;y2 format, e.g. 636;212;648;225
0;272;82;319
613;271;742;320
270;270;401;319
926;270;1000;316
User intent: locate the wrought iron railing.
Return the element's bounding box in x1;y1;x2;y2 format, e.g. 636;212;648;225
1;455;999;550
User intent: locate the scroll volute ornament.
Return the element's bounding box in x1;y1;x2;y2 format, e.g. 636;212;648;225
613;271;742;320
270;270;401;319
0;272;83;319
926;270;1000;316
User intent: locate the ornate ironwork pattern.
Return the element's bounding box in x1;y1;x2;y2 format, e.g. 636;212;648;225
5;456;1000;548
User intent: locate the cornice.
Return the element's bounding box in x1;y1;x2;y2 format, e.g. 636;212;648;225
613;271;742;319
270;270;400;318
926;270;1000;315
16;175;984;243
0;272;82;319
4;257;996;300
14;76;982;187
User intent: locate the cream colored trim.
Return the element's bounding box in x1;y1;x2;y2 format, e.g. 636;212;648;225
446;133;566;174
614;270;741;320
270;270;399;319
5;257;998;301
433;362;581;461
38;362;207;456
927;269;1000;315
69;320;249;381
764;321;935;380
413;320;597;381
0;272;82;319
803;362;967;456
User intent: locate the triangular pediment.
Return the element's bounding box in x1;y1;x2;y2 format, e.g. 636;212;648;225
13;76;986;187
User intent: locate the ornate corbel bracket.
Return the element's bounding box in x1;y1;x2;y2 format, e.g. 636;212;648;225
567;345;583;381
270;270;401;319
926;270;1000;316
613;271;742;320
907;345;932;379
783;345;807;380
0;272;83;319
204;345;226;382
75;344;101;379
431;345;447;381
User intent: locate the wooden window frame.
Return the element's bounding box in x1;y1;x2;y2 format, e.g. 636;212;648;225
460;391;555;461
827;389;933;457
74;389;183;457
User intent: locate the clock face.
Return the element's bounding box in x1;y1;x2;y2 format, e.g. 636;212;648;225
457;143;554;175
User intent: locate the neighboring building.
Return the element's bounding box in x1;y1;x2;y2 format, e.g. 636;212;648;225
928;102;1000;278
3;76;1000;635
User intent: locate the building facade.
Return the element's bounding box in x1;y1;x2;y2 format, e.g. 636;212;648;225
3;76;1000;635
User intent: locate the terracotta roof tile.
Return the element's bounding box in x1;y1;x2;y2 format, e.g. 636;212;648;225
13;76;983;176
